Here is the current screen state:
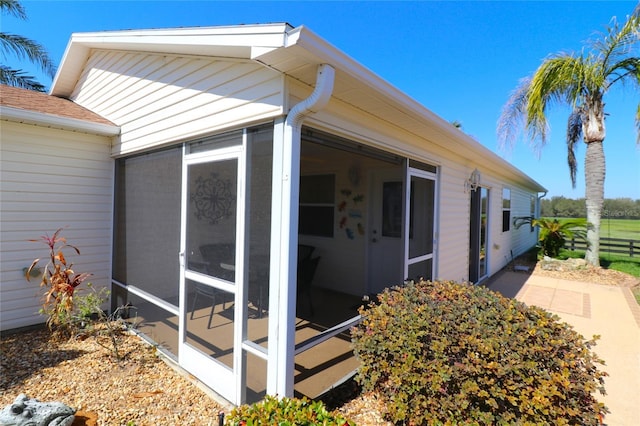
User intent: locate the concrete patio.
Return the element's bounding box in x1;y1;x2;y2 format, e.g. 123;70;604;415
487;271;640;426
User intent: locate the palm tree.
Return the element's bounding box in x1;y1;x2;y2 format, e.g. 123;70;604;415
0;0;56;91
498;8;640;267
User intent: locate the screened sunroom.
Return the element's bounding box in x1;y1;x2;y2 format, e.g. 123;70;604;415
19;22;545;406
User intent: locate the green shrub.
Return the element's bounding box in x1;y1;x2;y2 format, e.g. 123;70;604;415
226;395;354;426
514;217;587;258
351;280;607;425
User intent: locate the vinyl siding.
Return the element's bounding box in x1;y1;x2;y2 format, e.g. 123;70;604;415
71;50;285;156
0;121;113;331
484;179;539;276
510;187;538;258
436;160;473;282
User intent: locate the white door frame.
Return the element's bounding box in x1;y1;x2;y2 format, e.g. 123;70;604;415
178;141;247;405
404;165;438;281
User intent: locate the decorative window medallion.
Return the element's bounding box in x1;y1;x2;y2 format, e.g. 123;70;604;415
190;172;235;224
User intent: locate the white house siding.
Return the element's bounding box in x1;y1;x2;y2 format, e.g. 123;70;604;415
509;186;538;258
436;160;475;282
0;121;113;331
481;177;539;276
70;50;285;156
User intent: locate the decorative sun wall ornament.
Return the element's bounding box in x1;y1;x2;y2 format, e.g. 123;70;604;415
190;173;235;224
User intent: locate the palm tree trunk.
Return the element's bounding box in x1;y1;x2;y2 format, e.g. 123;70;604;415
584;140;605;266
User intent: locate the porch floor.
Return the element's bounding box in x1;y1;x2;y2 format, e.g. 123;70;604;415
130;288;365;403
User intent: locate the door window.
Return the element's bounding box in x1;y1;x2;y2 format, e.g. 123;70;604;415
186;159;238;283
382;181;403;238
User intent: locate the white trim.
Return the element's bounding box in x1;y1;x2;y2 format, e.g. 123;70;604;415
111;280;179;316
269;64;335;398
0;106;120;136
404;166;438;281
51;24;292;97
178;147;245;404
242;340;268;359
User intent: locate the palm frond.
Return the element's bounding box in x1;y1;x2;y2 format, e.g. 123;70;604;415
596;14;640;77
606;57;640;87
566;109;582;187
0;65;46;91
0;0;27;20
0;32;56;78
497;77;530;150
525;54;585;145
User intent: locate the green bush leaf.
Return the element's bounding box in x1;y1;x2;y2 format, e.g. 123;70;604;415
351;280;608;425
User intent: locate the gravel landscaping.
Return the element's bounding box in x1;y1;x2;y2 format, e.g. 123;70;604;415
0;325;391;425
0;328;227;425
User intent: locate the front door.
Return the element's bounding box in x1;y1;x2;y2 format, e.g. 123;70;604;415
179;144;246;404
368;169;405;294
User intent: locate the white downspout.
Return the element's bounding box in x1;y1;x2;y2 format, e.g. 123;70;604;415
270;64;335;398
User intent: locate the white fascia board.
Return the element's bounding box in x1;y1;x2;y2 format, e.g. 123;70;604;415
51;23;292;98
0;106;121;136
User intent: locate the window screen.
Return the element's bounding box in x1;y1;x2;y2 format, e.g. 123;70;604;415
113;147;182;306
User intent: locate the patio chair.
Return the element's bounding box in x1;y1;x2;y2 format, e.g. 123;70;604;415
200;243;235;281
190;282;220;329
186;244;235;328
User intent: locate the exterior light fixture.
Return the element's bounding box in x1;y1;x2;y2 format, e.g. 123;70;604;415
464;168;481;193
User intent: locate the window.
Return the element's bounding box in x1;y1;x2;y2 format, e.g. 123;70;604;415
382;181;403;237
299;174;335;237
502;188;511;232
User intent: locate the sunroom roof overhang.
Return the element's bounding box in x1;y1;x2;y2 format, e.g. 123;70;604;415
51;23;545;193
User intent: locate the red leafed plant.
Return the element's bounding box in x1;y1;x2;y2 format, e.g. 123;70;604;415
26;228;92;331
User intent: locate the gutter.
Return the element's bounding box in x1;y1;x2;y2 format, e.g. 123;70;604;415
271;63;335;399
0;106;120;137
285;64;335;132
537;190;548;218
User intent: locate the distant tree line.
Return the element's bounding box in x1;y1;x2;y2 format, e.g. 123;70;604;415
540;196;640;219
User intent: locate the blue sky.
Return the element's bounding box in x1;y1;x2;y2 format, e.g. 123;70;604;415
4;1;639;199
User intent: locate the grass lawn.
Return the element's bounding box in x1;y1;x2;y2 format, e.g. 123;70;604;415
552;217;640;240
599;218;640;240
548;218;640;276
